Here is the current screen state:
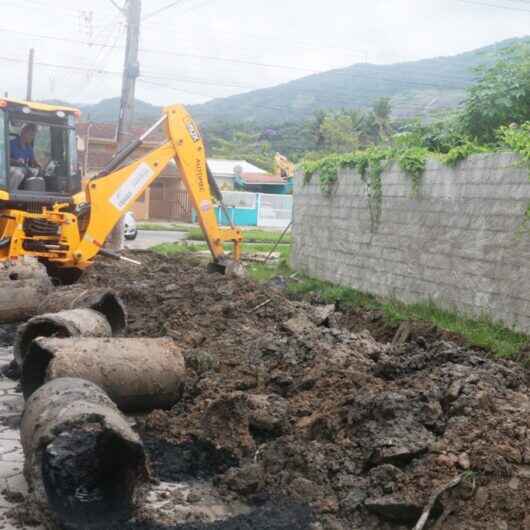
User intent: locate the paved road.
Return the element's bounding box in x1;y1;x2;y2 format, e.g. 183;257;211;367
0;348;41;530
125;230;186;250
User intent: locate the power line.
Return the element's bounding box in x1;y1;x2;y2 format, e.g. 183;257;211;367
179;0;216;14
108;0;126;13
143;0;189;20
456;0;530;12
0;47;476;107
0;27;477;86
142;22;368;61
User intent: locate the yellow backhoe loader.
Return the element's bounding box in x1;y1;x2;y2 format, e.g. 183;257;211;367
0;98;243;283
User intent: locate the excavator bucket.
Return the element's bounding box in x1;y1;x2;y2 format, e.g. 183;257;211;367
207;257;246;278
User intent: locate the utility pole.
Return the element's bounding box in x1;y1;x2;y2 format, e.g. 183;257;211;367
116;0;141;147
26;49;34;101
108;0;141;251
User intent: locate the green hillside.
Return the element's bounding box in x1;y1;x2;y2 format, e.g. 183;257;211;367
44;36;527;126
189;37;526;125
43;97;162;124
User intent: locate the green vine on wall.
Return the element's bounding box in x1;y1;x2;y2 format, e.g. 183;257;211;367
302;155;343;195
398;147;428;197
302;146;428;231
442;141;490;168
498;122;530;220
356;149;389;233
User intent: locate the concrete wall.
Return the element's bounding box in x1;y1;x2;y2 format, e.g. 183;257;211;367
292;153;530;333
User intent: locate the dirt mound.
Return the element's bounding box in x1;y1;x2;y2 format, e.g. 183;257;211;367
80;252;530;530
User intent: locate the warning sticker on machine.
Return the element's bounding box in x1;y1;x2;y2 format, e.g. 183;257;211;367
110;163;154;211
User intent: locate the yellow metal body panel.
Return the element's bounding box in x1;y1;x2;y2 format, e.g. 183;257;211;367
0;98;80;115
0;104;242;270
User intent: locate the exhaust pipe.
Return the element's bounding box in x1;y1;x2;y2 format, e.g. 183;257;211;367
22;337;186;412
14;308;112;367
20;377;148;529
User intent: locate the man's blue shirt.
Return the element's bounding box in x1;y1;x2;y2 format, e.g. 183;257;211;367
10;137;35;165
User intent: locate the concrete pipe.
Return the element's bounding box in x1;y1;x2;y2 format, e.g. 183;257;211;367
20;377;148;529
14;308;112;367
36;286;127;335
22;337;186;412
0;258;52;323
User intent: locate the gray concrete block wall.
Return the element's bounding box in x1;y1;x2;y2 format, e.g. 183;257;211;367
292;152;530;333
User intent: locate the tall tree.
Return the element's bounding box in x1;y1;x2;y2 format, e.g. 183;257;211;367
462;43;530;142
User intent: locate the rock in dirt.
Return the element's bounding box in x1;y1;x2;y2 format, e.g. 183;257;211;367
221;464;264;495
282;315;317;336
458;452;471;470
247;394;289;434
340;488;367;513
311;305;335;326
201;393;255;457
365;495;423;523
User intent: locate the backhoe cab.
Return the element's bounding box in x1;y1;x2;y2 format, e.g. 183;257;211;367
0;99;81;201
0;99;243;283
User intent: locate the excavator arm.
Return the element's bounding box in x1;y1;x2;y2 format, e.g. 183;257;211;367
73;105;242;272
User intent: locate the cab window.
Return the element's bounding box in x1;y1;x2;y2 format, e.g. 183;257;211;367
34;126;52;167
10;120;67;165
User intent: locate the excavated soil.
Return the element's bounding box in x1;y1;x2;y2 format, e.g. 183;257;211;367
71;251;530;529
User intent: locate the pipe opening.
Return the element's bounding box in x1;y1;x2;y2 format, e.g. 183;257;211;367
21;341;53;400
42;423;144;528
90;292;127;335
16;322;70;367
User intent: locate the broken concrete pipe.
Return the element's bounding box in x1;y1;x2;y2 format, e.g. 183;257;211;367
36;286;127;335
22;337;186;412
0;258;53;322
14;308;112;367
20;377;149;529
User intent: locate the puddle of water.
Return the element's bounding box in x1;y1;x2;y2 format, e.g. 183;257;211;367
143;480;251;524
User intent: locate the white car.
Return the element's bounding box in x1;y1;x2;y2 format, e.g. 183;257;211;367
124;211;138;240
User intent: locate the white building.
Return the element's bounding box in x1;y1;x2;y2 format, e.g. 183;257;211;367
207;159;267;190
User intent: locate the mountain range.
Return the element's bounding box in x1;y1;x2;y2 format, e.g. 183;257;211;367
45;36;526;127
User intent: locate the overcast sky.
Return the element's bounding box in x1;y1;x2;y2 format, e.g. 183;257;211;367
1;0;529;106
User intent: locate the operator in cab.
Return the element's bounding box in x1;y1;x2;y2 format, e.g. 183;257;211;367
9;123;40;190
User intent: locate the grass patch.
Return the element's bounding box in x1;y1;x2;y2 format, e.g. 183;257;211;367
152;241;291;260
151;242;206;255
381;298;527;358
246;260;292;282
286;277;379;309
138;223;190;231
186;227;292;244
